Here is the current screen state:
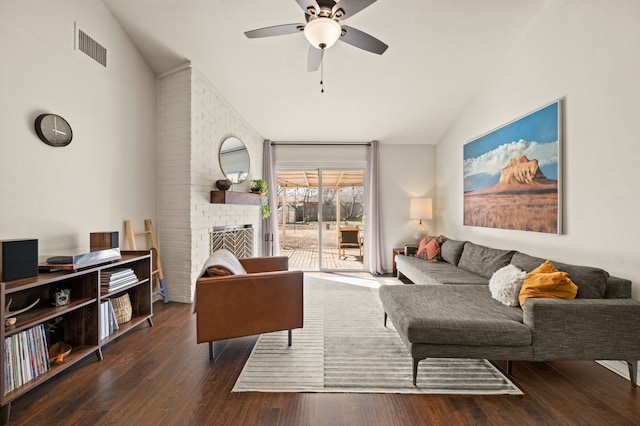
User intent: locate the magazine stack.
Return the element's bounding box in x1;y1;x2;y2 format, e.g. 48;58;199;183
101;268;138;291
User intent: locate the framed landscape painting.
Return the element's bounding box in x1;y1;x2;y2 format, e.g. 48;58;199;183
463;100;562;234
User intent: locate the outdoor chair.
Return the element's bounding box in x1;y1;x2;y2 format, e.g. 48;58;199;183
338;226;363;260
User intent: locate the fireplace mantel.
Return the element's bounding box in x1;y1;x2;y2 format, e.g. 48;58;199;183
210;190;261;205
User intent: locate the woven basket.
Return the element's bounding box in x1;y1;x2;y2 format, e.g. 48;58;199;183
111;293;132;325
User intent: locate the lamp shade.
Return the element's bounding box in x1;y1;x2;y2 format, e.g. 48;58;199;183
304;17;342;49
409;198;433;221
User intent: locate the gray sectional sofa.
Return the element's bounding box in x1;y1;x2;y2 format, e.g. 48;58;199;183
379;239;640;386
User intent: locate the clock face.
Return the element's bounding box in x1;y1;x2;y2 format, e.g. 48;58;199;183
34;114;73;147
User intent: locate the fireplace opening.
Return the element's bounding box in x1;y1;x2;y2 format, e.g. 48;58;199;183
210;225;254;258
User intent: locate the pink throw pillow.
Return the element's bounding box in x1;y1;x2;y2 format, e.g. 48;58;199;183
426;238;441;260
415;237;428;258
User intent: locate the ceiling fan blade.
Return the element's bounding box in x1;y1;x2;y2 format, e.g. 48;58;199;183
245;23;304;39
307;45;323;72
295;0;320;16
332;0;377;20
340;25;388;55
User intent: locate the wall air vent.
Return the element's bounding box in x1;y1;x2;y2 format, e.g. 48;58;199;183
77;27;107;67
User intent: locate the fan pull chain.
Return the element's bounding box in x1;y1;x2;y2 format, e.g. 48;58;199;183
319;45;325;93
320;59;324;93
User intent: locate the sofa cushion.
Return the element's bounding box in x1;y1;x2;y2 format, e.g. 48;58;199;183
379;285;531;347
457;242;516;279
395;255;488;285
510;252;608;299
489;264;527;307
439;238;466;265
518;260;578;306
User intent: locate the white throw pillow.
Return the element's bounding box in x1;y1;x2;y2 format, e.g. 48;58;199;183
489;264;526;307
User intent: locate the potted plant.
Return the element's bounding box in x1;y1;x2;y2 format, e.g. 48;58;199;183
250;179;268;194
250;179;271;218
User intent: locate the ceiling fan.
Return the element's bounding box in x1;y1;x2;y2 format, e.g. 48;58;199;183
244;0;388;72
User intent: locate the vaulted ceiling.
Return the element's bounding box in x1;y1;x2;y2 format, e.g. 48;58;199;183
104;0;544;144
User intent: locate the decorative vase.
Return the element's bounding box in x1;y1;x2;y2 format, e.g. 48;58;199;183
215;179;232;191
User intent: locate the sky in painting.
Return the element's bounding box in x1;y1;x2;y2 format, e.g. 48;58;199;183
463;102;559;192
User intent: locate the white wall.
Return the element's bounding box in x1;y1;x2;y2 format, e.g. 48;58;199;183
157;65;263;303
0;0;157;253
436;0;640;299
379;144;436;272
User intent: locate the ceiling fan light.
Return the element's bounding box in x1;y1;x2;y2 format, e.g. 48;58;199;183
304;17;341;49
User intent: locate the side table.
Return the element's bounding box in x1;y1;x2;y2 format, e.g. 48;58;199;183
392;248;404;277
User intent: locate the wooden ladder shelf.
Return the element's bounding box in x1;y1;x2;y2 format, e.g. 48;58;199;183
124;219;169;303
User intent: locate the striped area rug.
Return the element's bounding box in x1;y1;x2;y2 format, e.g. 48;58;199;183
232;275;522;395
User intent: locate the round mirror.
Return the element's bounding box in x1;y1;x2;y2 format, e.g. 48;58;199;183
219;137;250;183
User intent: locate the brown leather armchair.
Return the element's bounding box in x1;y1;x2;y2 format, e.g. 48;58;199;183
195;256;303;360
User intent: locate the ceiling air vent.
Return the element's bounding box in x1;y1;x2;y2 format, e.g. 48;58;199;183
77;27;107;67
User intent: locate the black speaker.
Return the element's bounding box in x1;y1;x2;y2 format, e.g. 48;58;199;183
90;232;119;251
0;239;38;282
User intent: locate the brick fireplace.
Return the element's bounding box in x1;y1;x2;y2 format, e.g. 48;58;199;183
157;64;263;303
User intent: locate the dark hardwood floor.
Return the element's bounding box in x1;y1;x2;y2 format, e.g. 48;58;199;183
8;301;639;425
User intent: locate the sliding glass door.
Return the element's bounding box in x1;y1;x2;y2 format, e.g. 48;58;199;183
277;169;365;271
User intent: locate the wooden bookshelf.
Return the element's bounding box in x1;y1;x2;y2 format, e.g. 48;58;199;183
0;251;152;424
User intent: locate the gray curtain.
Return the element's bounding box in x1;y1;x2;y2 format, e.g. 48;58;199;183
366;140;384;274
262;140;280;256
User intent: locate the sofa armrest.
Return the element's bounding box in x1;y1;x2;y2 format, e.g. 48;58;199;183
195;270;303;343
239;256;289;273
605;275;632;298
522;298;640;360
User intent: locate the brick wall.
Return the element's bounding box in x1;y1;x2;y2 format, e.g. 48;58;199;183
158;64;263;303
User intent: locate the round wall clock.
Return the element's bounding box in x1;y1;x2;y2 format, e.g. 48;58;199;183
34;114;73;147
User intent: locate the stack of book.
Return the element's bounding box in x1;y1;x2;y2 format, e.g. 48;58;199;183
99;300;120;340
3;324;50;395
101;268;138;291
